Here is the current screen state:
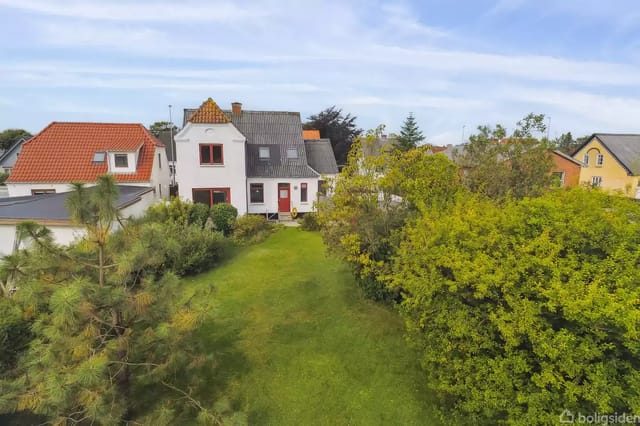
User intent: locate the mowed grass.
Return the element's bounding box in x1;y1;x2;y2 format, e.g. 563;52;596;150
182;228;439;425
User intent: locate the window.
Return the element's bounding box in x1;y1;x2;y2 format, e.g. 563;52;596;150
250;183;264;203
92;151;106;163
287;148;298;159
259;147;270;159
31;189;56;195
158;184;162;197
596;154;604;166
301;182;308;202
583;153;589;166
158;153;162;169
591;176;602;187
114;154;128;168
552;171;565;187
192;188;231;206
199;144;223;165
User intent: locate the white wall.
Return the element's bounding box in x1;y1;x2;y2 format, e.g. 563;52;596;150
0;224;86;257
7;183;78;197
149;146;170;200
247;178;318;214
119;190;157;219
174;123;247;215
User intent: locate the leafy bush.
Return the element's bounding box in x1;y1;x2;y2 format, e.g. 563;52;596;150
167;225;229;276
299;212;320;231
189;202;210;228
0;172;9;185
145;197;192;226
394;188;640;425
232;215;276;244
210;203;238;236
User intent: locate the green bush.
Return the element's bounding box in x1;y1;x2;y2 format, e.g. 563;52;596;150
0;172;9;185
232;215;275;244
167;225;229;276
210;203;238;236
145;197;192;226
299;212;320;231
189;202;210;228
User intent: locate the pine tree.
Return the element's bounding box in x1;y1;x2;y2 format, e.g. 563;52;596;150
395;113;425;151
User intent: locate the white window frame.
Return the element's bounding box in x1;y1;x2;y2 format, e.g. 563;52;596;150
259;147;270;159
596;154;604;166
583;153;589;166
591;176;602;187
286;148;298;159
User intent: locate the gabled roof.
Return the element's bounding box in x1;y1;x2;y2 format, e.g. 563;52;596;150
0;137;30;165
303;129;321;140
0;186;153;222
551;149;583;166
7;122;163;183
246;144;319;178
304;139;338;174
574;133;640;175
187;98;231;124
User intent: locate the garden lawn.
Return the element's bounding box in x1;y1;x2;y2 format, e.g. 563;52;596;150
183;227;439;425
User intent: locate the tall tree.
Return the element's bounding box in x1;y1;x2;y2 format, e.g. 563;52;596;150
0;176;216;424
0;129;32;152
455;114;553;200
148;121;179;137
304;106;362;165
395;113;425;151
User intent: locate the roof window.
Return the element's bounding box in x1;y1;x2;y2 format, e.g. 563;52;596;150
92;151;106;163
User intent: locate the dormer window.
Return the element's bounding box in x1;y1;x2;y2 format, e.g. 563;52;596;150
114;154;128;168
92;151;106;163
259;146;270;159
287;148;298;159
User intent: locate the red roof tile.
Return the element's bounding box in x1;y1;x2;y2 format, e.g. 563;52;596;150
7;122;163;183
188;98;231;124
303;130;321;139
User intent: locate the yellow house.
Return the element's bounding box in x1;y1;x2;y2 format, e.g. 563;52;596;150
573;134;640;198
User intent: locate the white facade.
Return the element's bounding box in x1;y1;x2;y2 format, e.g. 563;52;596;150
174;123;247;215
247;178;317;215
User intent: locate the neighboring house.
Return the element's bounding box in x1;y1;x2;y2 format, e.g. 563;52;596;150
572;133;640;197
303;129;321;139
175;98;338;218
0;186;155;256
156;129;177;186
6;122;170;199
550;150;582;187
0;137;30;174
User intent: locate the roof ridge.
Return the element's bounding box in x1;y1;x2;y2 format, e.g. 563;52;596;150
595;133;640;136
188;98;231;124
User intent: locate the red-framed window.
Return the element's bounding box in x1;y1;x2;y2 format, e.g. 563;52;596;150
192;188;231;206
199;144;224;165
300;182;308;202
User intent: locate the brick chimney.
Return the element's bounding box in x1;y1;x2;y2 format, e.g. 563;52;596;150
231;102;242;115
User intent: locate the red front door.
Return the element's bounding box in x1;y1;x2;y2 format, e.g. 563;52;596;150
278;183;290;212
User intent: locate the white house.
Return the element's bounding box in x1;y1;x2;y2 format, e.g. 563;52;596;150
6;122;170;199
176;98;338;218
0;137;29;174
0;186;156;256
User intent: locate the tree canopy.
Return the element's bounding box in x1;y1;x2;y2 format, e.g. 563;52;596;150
395;113;425;151
0;129;32;152
304;106;362;165
148;121;179;137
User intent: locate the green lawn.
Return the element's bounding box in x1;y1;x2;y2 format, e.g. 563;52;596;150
183;228;439;425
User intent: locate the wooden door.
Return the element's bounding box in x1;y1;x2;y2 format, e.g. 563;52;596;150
278;183;290;212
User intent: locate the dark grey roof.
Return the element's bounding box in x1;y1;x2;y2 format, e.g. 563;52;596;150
0;186;153;221
588;134;640;174
246;144;318;178
304;139;338;174
155;130;177;161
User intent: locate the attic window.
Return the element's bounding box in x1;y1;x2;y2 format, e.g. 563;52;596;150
92;151;106;163
259;146;270;159
287;148;298;159
114;154;129;168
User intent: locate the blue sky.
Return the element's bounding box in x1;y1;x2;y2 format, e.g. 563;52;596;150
1;0;640;144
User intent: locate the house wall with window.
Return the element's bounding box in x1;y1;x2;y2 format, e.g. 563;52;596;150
550;151;581;187
573;137;637;195
174;123;247;214
246;178;317;215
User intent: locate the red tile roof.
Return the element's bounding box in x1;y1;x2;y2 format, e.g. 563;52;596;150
303;130;321;139
188;98;231;124
8;122;163;183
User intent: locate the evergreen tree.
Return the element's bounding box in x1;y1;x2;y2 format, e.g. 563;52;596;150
304;106;362;165
395;113;425;151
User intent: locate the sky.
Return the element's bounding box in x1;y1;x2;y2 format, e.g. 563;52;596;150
1;0;640;144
